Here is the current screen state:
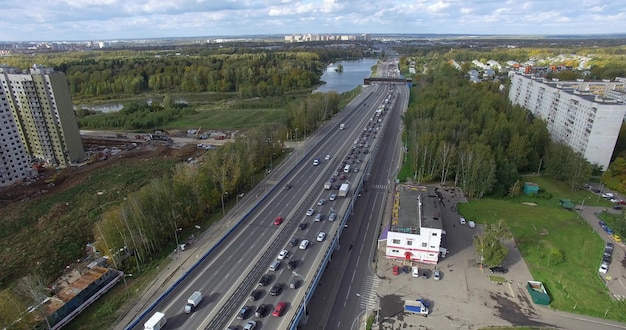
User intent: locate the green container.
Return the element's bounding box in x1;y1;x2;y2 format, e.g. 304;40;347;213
527;281;551;305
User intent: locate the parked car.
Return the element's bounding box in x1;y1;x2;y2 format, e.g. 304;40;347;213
613;205;623;210
272;302;287;317
606;242;614;251
603;255;612;264
412;266;419;278
489;266;509;274
599;262;609;274
433;269;441;280
459;217;466;225
468;220;476;228
611;234;622;243
392;265;400;275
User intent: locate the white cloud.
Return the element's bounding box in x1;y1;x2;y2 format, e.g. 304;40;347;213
0;0;623;40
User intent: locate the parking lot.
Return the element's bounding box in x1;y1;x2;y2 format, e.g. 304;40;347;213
370;187;555;329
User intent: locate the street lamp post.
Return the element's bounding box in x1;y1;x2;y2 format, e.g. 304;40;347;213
581;196;591;211
295;128;298;142
221;192;228;215
236;193;245;204
174;227;182;257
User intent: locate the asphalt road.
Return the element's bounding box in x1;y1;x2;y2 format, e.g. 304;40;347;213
303;70;409;329
131;80;395;329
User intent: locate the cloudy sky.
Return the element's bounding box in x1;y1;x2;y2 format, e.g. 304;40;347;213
1;0;625;41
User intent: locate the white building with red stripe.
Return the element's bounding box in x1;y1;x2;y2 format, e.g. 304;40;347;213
385;185;444;264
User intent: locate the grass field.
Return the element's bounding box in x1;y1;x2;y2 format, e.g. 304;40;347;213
458;175;626;322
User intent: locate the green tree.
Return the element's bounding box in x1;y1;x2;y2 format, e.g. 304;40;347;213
474;220;512;267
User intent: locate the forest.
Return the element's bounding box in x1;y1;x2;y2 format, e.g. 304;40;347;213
399;61;594;198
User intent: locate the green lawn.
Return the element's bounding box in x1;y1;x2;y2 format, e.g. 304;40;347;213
458;175;626;322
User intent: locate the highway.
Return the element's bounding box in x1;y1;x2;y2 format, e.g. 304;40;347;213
131;62;402;330
303;62;408;330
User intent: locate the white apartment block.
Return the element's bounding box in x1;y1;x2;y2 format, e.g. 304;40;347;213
385;186;444;265
0;87;33;187
0;65;84;171
508;72;626;169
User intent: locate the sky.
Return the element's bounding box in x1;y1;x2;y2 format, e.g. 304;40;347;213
1;0;625;41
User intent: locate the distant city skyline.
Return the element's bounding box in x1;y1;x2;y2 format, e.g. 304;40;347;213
1;0;625;42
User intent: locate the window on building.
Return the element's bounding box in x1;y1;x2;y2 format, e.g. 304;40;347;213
430;246;435;249
406;241;413;246
432;232;438;236
421;242;427;248
392;249;399;253
392;239;400;244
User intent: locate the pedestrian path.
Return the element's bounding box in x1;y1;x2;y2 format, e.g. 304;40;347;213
359;276;380;310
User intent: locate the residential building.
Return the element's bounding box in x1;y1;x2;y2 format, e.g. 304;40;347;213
0;86;33;186
0;65;84;170
508;72;626;169
385;185;444;265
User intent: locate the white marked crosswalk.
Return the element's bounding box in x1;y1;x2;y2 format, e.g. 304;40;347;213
371;184;387;190
359;276;380;310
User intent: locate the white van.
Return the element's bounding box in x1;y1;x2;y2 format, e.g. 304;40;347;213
344;164;351;173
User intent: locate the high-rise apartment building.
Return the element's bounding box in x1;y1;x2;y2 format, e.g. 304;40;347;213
0;87;32;187
0;65;84;186
508;72;626;169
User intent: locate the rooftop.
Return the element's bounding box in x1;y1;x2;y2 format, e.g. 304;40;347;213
392;185;442;235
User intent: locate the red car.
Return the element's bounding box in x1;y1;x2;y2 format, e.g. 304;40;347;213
274;217;284;225
272;302;286;317
392;265;400;275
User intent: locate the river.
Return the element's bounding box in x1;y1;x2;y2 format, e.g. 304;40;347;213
315;58;378;94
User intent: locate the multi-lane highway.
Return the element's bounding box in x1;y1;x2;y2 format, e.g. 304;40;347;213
130;62;405;330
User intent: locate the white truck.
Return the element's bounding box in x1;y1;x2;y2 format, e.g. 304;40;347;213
339;123;345;130
339;183;349;197
144;312;166;330
324;181;332;190
404;299;429;316
184;291;203;314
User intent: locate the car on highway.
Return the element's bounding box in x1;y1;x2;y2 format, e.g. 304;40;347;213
433;269;441;280
459;217;466;225
258;274;272;286
315;213;323;222
272;302;287;317
298;222;307;230
243;320;257;330
299;239;310;250
599;262;609;273
313;158;320;166
317;231;326;241
278;249;289;260
489;266;508;274
289;238;299;247
306;208;315;216
255;304;268;317
339;174;346;180
284;184;292;190
329;193;337;201
325;154;331;160
288;260;298;270
269;260;280;271
317;199;326;206
329;212;337;222
238;306;251;319
270;283;283;296
273;216;284;225
249;289;261;301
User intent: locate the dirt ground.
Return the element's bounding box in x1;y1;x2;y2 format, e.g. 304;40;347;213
0;139;202;208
